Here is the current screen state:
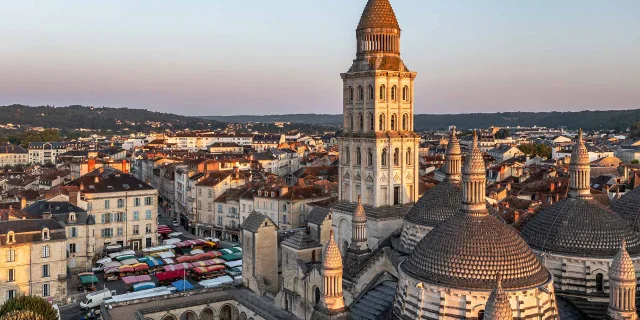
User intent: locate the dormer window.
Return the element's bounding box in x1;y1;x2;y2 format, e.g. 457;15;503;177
6;231;15;244
42;228;50;240
69;213;76;221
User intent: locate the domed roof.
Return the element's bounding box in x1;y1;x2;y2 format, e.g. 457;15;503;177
322;230;343;270
610;240;635;281
521;197;640;258
610;186;640;232
484;274;514;320
401;213;551;290
357;0;400;30
403;182;461;227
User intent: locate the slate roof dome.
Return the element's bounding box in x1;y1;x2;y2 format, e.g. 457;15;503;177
610;186;640;232
521;197;640;258
403;182;461;227
357;0;400;30
401;212;551;290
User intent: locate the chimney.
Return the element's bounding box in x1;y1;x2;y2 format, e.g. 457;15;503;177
122;159;128;173
79;182;85;191
506;182;512;191
94;176;99;184
69;190;79;206
233;166;239;179
279;186;289;197
604;184;610;194
549;182;555;192
99;167;105;173
88;158;96;172
20;197;27;210
513;211;520;222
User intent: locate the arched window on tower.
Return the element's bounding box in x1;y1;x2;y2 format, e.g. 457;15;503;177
348;87;354;102
356;147;362;165
379;113;385;131
344;146;350;165
402;114;408;131
358;112;364;131
368;113;374;131
348;113;353;130
402;86;409;101
368;85;374;101
406;148;412;165
381;148;388;167
367;148;373;166
391;86;397;101
379;85;386;100
390;114;396;131
596;273;604;292
357;85;363;102
394;148;400;166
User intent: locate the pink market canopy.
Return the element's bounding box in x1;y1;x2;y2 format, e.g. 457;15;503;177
163;263;192;272
122;275;151;285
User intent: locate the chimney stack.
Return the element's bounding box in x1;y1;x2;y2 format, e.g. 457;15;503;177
20;197;27;210
94;176;99;184
88;158;96;172
69;190;79;206
122;159;128;173
513;211;520;222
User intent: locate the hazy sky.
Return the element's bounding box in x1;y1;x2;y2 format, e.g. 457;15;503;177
1;0;638;116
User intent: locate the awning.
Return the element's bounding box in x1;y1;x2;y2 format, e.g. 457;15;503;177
122;275;151;285
171;280;194;292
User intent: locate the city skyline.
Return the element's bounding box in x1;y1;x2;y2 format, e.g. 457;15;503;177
1;0;638;116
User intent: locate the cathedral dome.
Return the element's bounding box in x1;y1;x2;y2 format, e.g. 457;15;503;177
521;197;640;258
357;0;400;30
403;182;461;227
610;186;640;232
402;212;550;290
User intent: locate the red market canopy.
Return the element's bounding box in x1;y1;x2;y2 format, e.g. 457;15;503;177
175;255;196;263
119;266;134;273
155;269;186;281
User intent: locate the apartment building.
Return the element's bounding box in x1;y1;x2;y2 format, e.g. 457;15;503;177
0;219;67;304
251;134;285;152
28;142;74;164
167;133;253;151
253;184;331;229
193;170;247;236
0;145;28;167
67;167;158;252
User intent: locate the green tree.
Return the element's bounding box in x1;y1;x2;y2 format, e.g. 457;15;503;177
518;143;552;159
631;159;640;164
0;295;59;320
495;128;510;139
630;121;640;139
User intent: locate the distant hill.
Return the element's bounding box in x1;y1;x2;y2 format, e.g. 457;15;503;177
0;105;226;133
204;109;640;131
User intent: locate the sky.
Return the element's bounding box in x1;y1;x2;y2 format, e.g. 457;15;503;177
0;0;639;116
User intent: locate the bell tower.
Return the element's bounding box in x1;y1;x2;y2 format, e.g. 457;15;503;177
338;0;420;207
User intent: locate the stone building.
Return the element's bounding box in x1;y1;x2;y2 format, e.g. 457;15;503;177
0;219;67;304
67;167;159;252
0;145;28;167
241;212;279;296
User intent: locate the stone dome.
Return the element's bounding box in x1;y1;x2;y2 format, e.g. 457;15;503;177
357;0;400;30
484;274;514;320
611;240;635;281
403;181;461;227
322;230;343;270
610;186;640;232
401;213;551;290
521;197;640;258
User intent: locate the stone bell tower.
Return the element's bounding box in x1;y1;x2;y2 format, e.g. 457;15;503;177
338;0;420;207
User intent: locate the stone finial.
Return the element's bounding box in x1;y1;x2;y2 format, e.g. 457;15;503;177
352;194;367;223
322;230;343;270
484;273;514;320
611;238;635;281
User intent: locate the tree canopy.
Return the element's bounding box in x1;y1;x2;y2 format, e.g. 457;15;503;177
0;295;59;320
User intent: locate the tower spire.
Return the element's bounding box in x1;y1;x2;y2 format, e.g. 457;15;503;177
444;126;462;183
569;128;591;198
349;195;370;253
461;130;487;214
484;273;514;320
607;239;638;320
319;230;346;312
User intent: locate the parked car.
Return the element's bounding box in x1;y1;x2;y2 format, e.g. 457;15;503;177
172;220;179;227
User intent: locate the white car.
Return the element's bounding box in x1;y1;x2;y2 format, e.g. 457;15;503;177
172;220;179;227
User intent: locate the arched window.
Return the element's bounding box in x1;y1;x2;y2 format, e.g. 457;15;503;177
402;86;409;101
402;114;408;131
357;86;363;101
368;113;374;131
358;112;364;131
348;87;354;102
200;308;214;320
381;148;388;167
180;311;197;320
356;147;362;165
596;273;604;292
390;114;396;131
391;86;397;101
315;286;321;304
379;113;385;131
367;148;373;166
345;147;350;165
348;113;353;130
7;231;15;244
394;148;400;166
219;305;232;320
368;85;374;100
478;310;485;320
406;148;412;165
379;85;386;100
